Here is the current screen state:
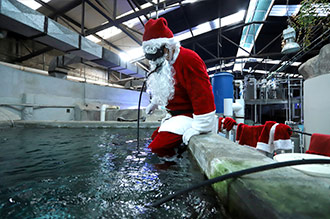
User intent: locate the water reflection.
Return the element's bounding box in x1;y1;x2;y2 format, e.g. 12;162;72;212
0;128;224;218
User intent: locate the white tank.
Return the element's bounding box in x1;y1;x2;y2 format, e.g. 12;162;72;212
304;74;330;149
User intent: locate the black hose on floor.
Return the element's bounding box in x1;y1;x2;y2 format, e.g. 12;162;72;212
147;158;330;207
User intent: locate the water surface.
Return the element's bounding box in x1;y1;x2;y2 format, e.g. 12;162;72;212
0;128;226;218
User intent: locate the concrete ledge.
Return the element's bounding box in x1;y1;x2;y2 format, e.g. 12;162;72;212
0;120;14;128
11;120;160;129
189;133;330;218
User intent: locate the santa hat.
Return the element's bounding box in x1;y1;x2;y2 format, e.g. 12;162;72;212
306;133;330;157
236;123;245;142
273;123;293;151
142;18;177;53
256;121;276;153
238;125;264;148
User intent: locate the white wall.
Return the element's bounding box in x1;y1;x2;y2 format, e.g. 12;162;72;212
304;73;330;149
0;64;149;121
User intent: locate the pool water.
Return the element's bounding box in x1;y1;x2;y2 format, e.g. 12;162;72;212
0;128;227;218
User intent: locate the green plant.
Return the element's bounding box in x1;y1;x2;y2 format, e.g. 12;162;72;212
289;0;330;48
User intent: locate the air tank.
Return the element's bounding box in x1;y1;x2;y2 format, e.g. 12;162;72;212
211;72;233;114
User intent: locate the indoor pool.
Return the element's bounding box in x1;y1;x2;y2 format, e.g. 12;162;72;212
0;128;227;218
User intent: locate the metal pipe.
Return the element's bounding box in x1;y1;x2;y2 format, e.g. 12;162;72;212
288;76;291;122
81;0;85;36
300;79;303;124
252;78;257;123
0;61;48;75
0;103;75;109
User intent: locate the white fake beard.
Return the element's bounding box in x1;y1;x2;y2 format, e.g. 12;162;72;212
147;57;175;107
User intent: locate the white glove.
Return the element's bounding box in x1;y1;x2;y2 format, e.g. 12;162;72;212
146;103;158;114
182;128;200;145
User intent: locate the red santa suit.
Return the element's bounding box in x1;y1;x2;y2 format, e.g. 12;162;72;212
143;18;216;158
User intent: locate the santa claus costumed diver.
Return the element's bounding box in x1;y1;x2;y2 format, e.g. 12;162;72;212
143;17;217;161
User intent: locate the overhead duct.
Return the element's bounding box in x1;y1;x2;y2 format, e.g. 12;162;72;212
48;54;82;79
35;18;80;52
0;0;146;78
0;0;45;37
69;36;103;61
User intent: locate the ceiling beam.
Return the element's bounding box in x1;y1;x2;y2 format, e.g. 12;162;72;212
85;0;142;45
85;0;182;36
221;34;251;56
127;0;145;27
196;43;217;59
34;0;123;53
34;0;81;28
15;46;53;62
130;0;149;21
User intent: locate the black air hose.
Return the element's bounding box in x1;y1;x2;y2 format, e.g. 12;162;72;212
137;80;146;152
147;158;330;207
136;63;163;152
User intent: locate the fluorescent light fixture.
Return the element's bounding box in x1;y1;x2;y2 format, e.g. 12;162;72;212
207;62;235;73
242;69;302;78
242;69;268;74
239;58;301;66
17;0;51;10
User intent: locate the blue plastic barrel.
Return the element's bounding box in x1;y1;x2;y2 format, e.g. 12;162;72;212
212;72;233;113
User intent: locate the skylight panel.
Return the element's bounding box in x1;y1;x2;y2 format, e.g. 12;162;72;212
96;26;122;40
119;9;247;63
192;22;212;36
17;0;51;10
174;30;192;42
212;10;246;28
86;35;101;43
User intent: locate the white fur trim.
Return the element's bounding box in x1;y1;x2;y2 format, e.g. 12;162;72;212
158;115;193;135
170;44;180;65
192;111;216;133
267;123;278;152
256;142;271;153
257;123;277;153
143;37;177;53
274;139;293;150
143;37;180;65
